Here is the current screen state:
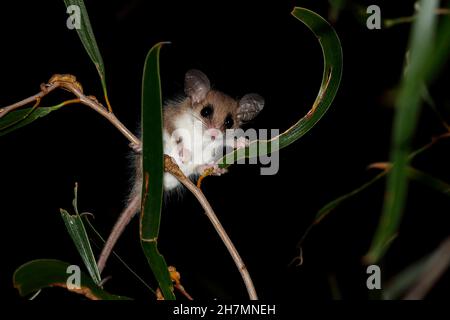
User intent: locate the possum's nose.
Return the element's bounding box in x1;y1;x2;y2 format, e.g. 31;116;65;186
207;128;221;141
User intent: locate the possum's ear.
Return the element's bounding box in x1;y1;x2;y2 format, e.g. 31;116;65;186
237;93;265;123
184;69;211;104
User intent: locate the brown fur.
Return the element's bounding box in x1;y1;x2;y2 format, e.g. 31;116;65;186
164;90;241;136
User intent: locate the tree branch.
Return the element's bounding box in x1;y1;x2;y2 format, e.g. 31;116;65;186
46;75;141;151
0;83;58;118
0;74;141;152
164;155;258;300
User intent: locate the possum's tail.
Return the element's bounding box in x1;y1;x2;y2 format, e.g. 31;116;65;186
97;193;141;274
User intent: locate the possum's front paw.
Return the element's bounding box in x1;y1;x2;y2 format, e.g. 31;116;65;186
197;163;228;176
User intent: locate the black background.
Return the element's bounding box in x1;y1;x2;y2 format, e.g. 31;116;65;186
0;0;449;302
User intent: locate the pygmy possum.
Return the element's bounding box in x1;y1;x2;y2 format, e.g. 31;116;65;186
97;69;265;273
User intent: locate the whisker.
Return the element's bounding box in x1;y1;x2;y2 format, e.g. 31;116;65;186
191;112;207;128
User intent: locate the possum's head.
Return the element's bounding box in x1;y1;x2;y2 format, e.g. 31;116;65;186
184;69;264;140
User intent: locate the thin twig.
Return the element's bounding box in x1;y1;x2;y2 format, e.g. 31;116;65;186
0;74;141;151
384;8;450;28
46;75;141;151
164;155;258;300
408;132;450;160
0;83;58;118
0;97;42;131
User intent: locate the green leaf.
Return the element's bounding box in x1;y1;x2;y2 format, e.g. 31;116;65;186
365;0;450;263
0;104;65;137
13;259;130;300
140;42;175;300
383;257;428;300
427;12;450;81
298;171;386;246
60;185;101;285
314;172;387;224
218;7;343;167
61;209;101;286
63;0;111;111
298;164;449;247
408;167;450;196
384;237;450;300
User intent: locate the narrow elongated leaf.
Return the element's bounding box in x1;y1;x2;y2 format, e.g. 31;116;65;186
408;167;450;196
61;209;101;285
13;259;130;300
403;237;450;299
314;172;387;224
63;0;111;110
299;164;449;246
140;42;175;300
218;7;343;167
384;237;450;300
298;171;386;247
423;12;450;82
383;257;428;300
59;184;101;285
365;0;449;263
0;104;65;137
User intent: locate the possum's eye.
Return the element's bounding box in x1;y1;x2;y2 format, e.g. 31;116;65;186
200;104;213;118
224;114;234;129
